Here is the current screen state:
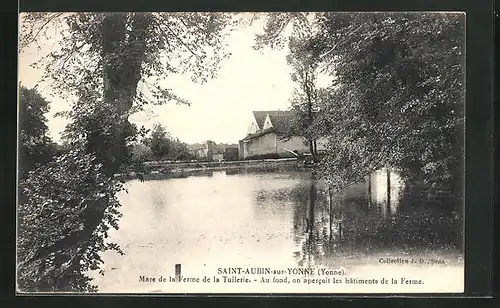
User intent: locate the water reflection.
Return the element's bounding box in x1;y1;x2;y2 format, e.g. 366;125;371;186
291;171;462;268
92;169;462;292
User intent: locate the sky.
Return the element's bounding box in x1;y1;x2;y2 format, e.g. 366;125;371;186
18;13;309;145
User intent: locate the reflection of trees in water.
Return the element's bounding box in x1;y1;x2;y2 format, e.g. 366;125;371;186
226;170;461;265
293;175;342;268
394;183;463;251
293;175;463;266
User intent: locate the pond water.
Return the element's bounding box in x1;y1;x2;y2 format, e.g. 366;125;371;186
89;170;463;293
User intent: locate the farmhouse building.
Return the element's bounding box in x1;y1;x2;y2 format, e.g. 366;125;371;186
238;110;326;159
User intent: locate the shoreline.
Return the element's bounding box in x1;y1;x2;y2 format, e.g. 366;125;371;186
118;158;311;180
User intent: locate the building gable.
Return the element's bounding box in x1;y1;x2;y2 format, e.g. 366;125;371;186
248;118;259;134
244;110;295;140
252;111;269;130
263;115;274;130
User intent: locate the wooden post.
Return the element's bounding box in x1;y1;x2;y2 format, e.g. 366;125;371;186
175;264;181;280
328;187;333;238
386;167;391;216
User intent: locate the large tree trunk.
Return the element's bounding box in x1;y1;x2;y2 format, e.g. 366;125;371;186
98;13;146;176
84;12;147;235
35;14;151;289
304;71;317;163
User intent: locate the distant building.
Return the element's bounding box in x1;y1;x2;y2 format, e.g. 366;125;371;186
194;140;215;161
239;110;327;159
224;146;239;161
213;153;224;162
191;141;240;162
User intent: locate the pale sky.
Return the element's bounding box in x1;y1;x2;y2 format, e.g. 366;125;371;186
18;13;326;144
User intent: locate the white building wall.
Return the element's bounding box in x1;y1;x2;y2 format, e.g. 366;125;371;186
244;133;277;157
241;134;328;158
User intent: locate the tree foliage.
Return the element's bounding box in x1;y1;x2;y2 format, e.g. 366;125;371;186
142;123;194;162
316;13;464;202
18;149;124;292
285;33;327;161
18;85;59;178
18;12;235;292
145;123;171;160
21;13;236;104
257;13;465;205
21;12;236;176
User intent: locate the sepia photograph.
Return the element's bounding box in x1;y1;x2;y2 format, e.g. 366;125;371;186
17;12;465;294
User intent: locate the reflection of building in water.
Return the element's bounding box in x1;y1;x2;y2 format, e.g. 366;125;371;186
343;167;405;218
368;168;404;218
293;170;407;267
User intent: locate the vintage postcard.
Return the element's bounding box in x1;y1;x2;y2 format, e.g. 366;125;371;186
17;12;465;294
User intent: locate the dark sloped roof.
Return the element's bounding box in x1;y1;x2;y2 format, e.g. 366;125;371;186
252;111;269;130
243;110;297;141
242;127;276;141
268;113;293;134
252;110;295;131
